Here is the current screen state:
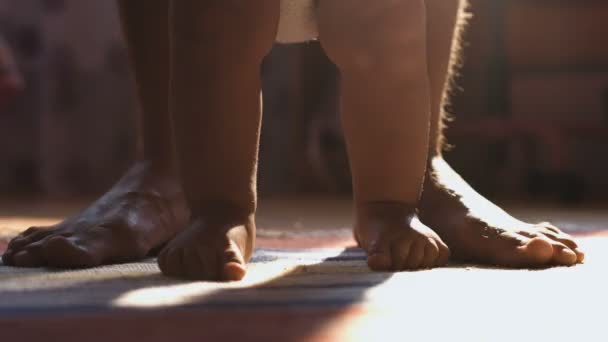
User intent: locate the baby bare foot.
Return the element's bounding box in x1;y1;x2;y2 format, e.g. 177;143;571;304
419;157;584;268
355;202;450;271
2;162;188;268
158;206;254;281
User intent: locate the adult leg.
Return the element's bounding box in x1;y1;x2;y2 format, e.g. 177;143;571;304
419;0;584;267
157;0;279;280
0;35;24;109
317;0;449;271
3;0;188;268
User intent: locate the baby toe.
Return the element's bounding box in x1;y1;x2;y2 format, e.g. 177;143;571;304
404;240;426;270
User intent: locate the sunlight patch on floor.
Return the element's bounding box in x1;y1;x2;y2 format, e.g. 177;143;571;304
112;248;349;308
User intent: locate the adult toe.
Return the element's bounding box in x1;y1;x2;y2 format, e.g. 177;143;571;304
43;236;99;268
8;228;54;251
549;241;578;266
12;249;44;267
514;236;554;267
366;241;393;271
182;248;207;280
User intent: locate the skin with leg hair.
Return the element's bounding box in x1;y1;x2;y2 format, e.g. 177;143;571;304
2;0;189;268
419;0;584;267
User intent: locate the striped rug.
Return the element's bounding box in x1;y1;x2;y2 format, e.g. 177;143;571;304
0;200;607;342
1;235;607;342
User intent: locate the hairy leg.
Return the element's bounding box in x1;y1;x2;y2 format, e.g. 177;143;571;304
157;0;280;281
318;0;449;271
2;0;189;268
419;0;584;267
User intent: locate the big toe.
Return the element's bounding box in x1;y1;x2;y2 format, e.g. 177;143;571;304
10;239;48;267
516;237;554;266
367;251;392;271
12;250;44;267
222;262;246;281
1;251;12;265
221;242;247;281
43;236;99;268
8;227;52;251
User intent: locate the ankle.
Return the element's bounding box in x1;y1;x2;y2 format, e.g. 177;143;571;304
190;200;255;224
356;201;418;221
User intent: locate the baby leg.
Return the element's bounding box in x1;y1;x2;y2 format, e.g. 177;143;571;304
157;0;280;280
317;0;449;271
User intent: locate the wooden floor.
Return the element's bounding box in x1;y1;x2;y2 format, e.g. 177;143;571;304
0;197;607;342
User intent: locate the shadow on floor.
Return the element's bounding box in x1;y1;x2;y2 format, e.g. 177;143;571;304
0;247;393;341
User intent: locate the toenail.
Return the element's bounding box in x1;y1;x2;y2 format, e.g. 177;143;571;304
562;249;576;257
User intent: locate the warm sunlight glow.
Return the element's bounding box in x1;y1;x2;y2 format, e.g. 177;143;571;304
112;248;348;308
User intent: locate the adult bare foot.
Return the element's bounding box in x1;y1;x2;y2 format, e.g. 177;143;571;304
355;202;450;271
2;162;188;268
419;157;585;268
158;206;254;281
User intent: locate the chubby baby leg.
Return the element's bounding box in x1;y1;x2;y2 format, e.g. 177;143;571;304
317;0;449;271
157;0;280;281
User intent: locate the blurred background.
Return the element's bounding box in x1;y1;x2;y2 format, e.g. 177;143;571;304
0;0;607;205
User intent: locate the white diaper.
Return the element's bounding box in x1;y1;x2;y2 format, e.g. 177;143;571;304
276;0;318;43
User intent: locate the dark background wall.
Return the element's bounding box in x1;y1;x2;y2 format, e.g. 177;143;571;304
1;0;607;203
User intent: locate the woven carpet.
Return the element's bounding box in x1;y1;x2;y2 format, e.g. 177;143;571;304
0;199;607;342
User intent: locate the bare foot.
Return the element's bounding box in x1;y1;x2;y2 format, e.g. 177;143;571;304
158;206;254;281
419;157;585;268
2;162;188;268
354;202;450;271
